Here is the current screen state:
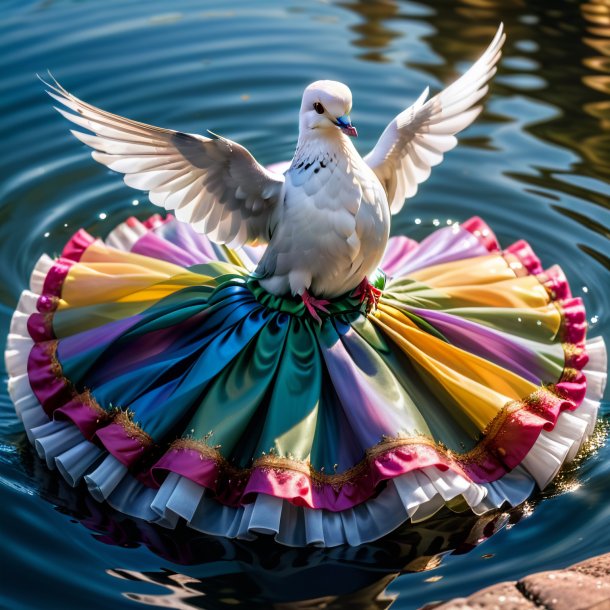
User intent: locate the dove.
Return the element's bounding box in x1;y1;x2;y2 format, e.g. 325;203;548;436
41;24;505;320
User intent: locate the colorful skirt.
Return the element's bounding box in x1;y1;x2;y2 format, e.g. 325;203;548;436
5;213;607;547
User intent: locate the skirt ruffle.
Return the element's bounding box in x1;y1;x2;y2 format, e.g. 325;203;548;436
5;213;607;547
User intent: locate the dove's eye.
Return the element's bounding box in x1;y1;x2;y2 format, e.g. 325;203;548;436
313;102;325;114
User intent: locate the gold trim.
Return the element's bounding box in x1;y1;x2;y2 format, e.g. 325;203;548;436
45;340;65;381
459;387;558;465
46;339;114;427
171;434;445;488
46;335;155;447
77;389;107;417
113;409;153;447
168;386;567;488
42;311;55;335
562;343;584;360
48;295;60;311
172;437;222;459
559;367;581;382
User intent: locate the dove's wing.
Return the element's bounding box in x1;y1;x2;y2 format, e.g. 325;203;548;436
43;76;285;247
364;24;505;214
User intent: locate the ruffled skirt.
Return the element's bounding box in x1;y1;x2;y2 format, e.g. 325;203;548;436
5;214;607;547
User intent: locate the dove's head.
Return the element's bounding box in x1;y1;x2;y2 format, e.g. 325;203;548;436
299;80;357;138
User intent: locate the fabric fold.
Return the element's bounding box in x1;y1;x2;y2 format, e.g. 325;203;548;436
5;213;606;547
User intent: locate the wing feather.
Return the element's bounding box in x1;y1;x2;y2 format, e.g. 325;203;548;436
42;75;285;246
364;24;505;213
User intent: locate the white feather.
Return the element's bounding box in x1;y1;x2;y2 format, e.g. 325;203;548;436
364;23;505;213
43;74;284;248
43;26;503;298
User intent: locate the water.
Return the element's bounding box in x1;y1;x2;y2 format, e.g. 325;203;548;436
1;0;609;608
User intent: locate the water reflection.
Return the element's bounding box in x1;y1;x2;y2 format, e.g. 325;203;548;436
109;568;400;609
17;441;518;610
413;2;601;174
104;514;512;610
581;0;610;173
338;0;403;63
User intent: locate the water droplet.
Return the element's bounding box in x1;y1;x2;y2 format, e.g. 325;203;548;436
520;14;539;24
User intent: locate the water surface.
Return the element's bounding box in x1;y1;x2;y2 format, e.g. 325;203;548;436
1;1;609;609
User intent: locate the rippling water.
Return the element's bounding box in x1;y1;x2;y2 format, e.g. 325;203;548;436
1;1;609;608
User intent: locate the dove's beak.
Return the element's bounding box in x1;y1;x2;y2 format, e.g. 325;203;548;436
335;114;358;137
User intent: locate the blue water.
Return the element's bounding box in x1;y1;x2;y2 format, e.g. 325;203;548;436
1;1;609;608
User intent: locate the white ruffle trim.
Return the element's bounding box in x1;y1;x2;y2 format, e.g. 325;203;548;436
106;219;148;251
5;282;51;442
5;250;607;546
28;254;55;295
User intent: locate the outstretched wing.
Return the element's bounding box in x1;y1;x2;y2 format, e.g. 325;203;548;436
42;76;285;247
364;24;505;214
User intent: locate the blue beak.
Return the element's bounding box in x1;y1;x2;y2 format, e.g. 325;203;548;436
335;114;358;137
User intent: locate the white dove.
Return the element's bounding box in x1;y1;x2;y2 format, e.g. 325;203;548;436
42;24;505;321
